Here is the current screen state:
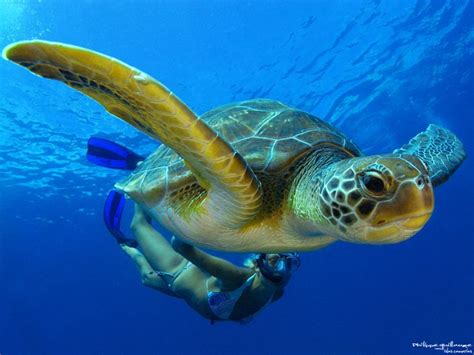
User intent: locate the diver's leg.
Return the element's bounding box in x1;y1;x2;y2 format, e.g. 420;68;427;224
120;244;177;297
130;204;186;273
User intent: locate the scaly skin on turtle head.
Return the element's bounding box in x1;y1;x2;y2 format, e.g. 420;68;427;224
291;154;434;244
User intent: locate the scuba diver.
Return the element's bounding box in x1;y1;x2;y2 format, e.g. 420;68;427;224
90;137;301;323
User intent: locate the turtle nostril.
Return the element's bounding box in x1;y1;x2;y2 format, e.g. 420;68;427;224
416;177;424;187
423;176;431;185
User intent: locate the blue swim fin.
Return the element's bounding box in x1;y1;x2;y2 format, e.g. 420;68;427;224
87;137;144;170
103;190;138;247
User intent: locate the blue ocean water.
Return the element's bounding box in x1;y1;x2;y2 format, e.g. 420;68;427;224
0;0;472;354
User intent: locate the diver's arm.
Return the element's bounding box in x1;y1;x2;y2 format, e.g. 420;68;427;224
171;237;252;283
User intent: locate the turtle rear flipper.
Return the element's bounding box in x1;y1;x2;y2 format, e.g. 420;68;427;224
4;41;262;227
394;124;466;187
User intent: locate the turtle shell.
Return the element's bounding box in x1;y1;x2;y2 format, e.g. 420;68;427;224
117;99;361;206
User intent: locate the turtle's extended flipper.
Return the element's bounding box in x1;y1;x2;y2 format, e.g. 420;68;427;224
393;124;466;187
4;41;262;227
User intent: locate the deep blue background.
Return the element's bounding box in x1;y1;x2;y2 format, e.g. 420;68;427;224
0;1;473;354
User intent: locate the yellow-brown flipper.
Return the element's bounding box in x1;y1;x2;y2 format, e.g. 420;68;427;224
3;41;262;227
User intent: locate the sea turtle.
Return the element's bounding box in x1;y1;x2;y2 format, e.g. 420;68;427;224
3;41;466;252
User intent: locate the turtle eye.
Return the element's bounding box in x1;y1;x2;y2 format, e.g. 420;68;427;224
360;171;386;196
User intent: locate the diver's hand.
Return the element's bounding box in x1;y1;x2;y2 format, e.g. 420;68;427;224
171;236;193;254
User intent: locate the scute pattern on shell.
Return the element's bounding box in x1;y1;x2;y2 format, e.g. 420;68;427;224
118;99;361;203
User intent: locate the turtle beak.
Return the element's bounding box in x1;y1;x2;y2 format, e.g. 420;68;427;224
362;179;434;243
401;212;431;230
373;179;434;224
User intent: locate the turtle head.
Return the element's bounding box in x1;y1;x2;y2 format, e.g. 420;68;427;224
320;154;434;244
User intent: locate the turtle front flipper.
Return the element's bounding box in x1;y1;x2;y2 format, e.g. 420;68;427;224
3;41;262;227
393;124;466;187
